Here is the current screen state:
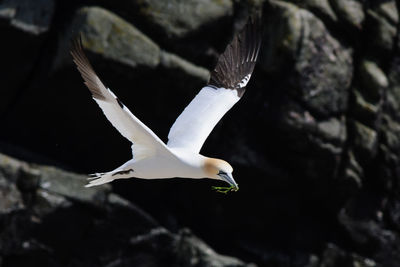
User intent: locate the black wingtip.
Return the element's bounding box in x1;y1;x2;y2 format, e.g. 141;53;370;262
209;15;262;96
70;33;107;101
70;33;83;57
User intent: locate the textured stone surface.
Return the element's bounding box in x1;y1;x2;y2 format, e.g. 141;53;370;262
330;0;365;30
263;0;353;115
0;153;251;266
58;6;160;69
352;89;380;127
0;0;54;34
319;243;379;267
359;60;388;103
261;0;351;181
261;0;302;73
365;4;397;54
0;175;24;214
96;0;236;66
3;6;209;172
62;6;210;82
127;0;233;39
293;9;352;116
1;0;400;266
0;0;55;116
297;0;337;23
351;121;378;163
376;1;398;25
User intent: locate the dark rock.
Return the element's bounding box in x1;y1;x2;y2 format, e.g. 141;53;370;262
95;0;236;67
352;89;380;128
2;0;400;266
292;9;352;116
358;60;388;103
263;0;353;116
338;198;400;267
351;120;378;164
377;114;400;191
160;51;209;81
0;0;54;34
55;6;209;84
272;99;347;180
0;0;55;116
261;0;303;73
375;1;398;26
2;6;209;171
365;2;398;56
0;152;252;266
59;6;161;69
122;0;233;40
63;5;209;101
342;150;363;190
129;227;251;267
320;243;380;267
293;0;338;24
16;167;40;194
330;0;365;30
0;175;24;214
259;0;352;182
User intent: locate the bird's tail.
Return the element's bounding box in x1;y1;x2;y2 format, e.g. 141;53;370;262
85;168;135;187
85;172;115;187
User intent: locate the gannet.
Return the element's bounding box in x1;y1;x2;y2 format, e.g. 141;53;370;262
70;17;261;188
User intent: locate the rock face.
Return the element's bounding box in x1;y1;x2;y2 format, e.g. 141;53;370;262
0;0;55;116
0;153;251;266
123;0;233;39
1;0;400;266
261;0;352;182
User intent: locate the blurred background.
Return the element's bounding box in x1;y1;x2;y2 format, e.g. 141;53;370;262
1;0;400;266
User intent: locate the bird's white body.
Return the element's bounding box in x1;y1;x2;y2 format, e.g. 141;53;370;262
115;149;206;180
70;17;261;188
83;85;240;187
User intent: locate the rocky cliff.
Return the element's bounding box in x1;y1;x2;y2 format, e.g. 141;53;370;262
1;0;400;266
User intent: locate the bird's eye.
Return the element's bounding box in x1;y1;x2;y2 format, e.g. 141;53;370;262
218;170;227;176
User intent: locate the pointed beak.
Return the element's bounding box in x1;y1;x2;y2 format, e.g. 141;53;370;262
218;172;238;188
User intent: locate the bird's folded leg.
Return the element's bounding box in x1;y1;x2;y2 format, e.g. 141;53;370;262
88;173;105;180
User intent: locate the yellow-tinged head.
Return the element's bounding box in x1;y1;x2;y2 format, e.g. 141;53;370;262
203;158;237;187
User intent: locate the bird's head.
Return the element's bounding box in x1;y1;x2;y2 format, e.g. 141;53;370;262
203;158;237;187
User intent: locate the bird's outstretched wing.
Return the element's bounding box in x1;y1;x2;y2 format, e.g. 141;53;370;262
167;17;262;153
71;37;170;160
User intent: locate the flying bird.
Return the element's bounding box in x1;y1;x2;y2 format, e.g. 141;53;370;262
71;17;262;189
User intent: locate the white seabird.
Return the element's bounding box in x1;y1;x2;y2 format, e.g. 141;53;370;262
70;17;262;188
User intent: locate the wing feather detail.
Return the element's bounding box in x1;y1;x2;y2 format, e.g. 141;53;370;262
167;17;262;153
71;37;170;159
209;16;262;97
167;86;240;153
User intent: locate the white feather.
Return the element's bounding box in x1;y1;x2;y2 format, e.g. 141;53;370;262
167;86;240;153
92;86;172;160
